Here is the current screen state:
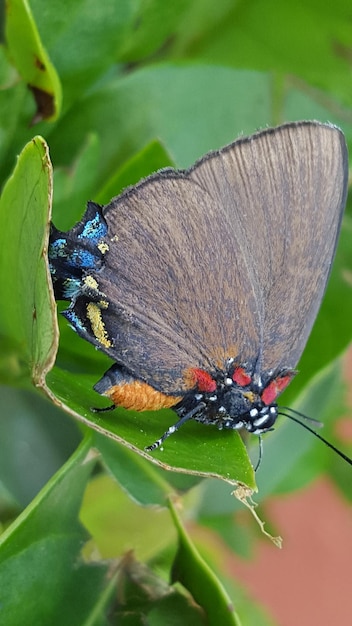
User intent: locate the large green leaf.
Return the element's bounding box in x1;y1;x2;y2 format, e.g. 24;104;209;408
25;0;190;109
45;365;255;489
0;385;80;510
96;139;175;206
175;0;352;108
5;0;62;120
0;48;27;168
107;552;207;625
47;65;272;177
0;438;110;626
0;135;57;386
169;499;242;626
80;472;175;563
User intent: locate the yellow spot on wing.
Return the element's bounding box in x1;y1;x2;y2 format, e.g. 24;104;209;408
86;302;112;348
84;275;99;290
98;241;109;254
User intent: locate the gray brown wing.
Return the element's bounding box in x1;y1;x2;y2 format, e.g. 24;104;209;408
190;121;348;374
98;174;261;392
84;122;347;393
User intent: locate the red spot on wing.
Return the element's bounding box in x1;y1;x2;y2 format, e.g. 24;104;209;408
232;367;252;387
187;368;217;392
262;374;293;405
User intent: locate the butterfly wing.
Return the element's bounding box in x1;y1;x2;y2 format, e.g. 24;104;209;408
60;122;347;394
190;121;348;374
90;173;261;392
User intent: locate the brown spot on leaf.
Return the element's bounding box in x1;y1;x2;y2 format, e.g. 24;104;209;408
333;40;352;63
28;85;55;123
34;56;46;71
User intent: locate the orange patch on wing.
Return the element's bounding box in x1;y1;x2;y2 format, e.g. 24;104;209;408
210;345;238;369
105;380;182;412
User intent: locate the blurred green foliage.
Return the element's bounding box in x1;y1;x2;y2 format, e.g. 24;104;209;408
0;1;351;624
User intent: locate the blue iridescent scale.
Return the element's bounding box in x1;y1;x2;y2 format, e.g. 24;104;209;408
49;202;108;303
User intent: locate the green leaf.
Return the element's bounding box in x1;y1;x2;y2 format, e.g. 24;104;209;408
96;139;175;205
169;499;242;626
0;438;110;626
0;135;58;386
116;0;191;62
0;385;81;510
95;430;203;507
80;473;175;563
25;0;190;109
177;0;352;108
48;65;273;176
95;433;176;507
52;133;102;229
5;0;62;120
182;520;279;625
26;0;131;105
45;366;256;489
108;553;206;625
0;47;27;169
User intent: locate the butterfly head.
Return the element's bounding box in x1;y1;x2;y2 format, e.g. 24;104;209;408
174;361;295;435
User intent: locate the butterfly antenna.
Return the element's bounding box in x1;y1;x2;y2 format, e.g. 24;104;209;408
279;408;352;466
